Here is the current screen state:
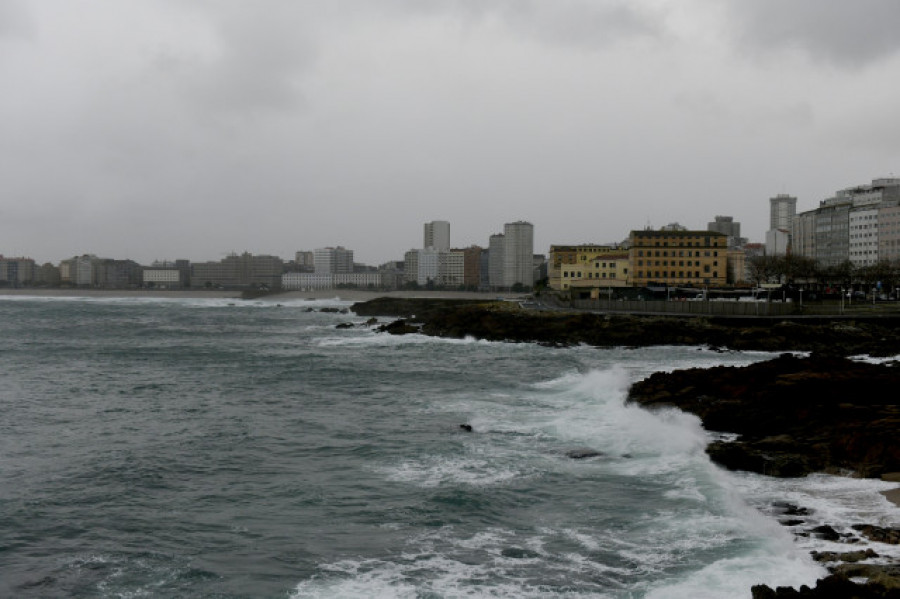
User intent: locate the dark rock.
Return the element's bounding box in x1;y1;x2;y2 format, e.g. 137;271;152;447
810;525;841;542
773;502;811;517
628;354;900;478
377;319;420;335
319;307;341;313
459;424;473;432
852;524;900;545
565;449;603;459
811;549;877;563
335;322;355;329
780;519;806;527
752;572;900;598
354;298;900;355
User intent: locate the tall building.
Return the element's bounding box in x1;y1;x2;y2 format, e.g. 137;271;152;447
424;221;450;251
452;245;483;289
707;216;742;248
770;194;797;230
314;247;354;274
502;221;534;288
488;233;505;289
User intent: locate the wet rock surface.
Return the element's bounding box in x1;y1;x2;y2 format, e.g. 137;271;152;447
626;353;900;478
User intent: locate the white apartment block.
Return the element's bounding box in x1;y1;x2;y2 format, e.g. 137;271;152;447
143;269;181;286
440;251;465;287
503;221;534;288
416;248;440;286
849;207;879;266
788;178;900;266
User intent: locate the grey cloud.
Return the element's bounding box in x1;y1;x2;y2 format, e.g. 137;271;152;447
495;0;662;48
167;4;316;115
725;0;900;66
317;0;662;49
0;0;34;39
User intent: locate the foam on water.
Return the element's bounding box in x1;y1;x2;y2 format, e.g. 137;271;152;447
0;294;354;310
316;332;489;348
378;454;529;488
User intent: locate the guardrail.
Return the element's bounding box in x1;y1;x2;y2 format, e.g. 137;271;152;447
571;299;799;316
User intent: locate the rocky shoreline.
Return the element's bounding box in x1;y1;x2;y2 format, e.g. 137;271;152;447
352;297;900;357
627;353;900;597
352;298;900;597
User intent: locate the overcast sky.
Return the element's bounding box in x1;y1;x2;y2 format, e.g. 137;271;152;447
2;1;900;265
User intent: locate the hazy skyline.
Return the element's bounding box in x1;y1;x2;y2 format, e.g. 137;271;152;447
2;1;900;265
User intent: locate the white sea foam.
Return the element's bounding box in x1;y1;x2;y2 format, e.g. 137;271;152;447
849;353;900;364
316;332;491;348
0;294;354;311
730;471;900;563
643;552;825;599
378;453;528;488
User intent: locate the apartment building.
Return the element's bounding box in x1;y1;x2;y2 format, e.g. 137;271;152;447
548;244;623;291
629;230;728;288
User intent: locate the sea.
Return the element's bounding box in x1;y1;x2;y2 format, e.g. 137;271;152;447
1;295;898;598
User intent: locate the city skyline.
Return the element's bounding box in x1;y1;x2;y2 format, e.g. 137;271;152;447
2;2;900;265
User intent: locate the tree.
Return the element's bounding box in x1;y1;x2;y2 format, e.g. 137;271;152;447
747;255;780;287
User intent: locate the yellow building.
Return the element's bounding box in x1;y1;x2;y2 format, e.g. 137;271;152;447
629;230;728;288
559;252;630;295
548;244;623;291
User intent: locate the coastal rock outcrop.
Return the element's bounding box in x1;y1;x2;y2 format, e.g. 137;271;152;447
627;353;900;478
353;298;900;356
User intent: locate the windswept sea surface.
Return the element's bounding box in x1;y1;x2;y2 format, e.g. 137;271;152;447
0;296;897;598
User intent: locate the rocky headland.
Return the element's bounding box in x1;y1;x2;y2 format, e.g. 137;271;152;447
352;298;900;597
352;298;900;357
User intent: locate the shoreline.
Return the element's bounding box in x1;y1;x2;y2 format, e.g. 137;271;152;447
0;288;523;302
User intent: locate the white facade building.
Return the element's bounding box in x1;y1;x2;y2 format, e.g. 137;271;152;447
439;251;465;287
282;272;384;290
416;248;440;286
503;221;534;288
849;206;879;266
143;269;181;286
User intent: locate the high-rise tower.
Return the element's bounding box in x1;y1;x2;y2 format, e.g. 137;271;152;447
423;221;450;251
502;221;534;288
770;194;797;231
